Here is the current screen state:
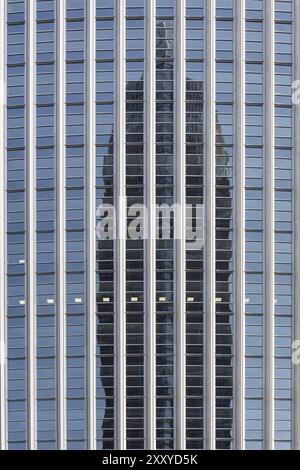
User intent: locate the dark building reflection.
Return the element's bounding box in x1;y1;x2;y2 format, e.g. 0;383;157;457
215;122;234;449
96;21;233;450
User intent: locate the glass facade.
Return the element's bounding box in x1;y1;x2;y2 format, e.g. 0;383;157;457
0;0;299;451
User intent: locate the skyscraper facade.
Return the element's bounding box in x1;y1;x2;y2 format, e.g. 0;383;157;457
0;0;300;451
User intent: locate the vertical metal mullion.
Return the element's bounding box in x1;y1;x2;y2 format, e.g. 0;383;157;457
86;0;97;450
0;0;6;451
145;0;156;450
26;0;36;450
115;0;126;450
56;0;66;450
234;0;245;450
175;0;186;451
293;0;300;451
264;0;275;450
204;0;216;450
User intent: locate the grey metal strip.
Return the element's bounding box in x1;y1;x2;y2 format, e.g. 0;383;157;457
86;0;97;450
264;0;275;450
56;0;66;450
26;0;37;450
234;0;246;450
204;0;216;450
175;0;186;451
145;0;156;450
115;0;127;450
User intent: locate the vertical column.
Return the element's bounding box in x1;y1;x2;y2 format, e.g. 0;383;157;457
26;0;36;450
86;0;96;450
264;0;275;450
0;0;6;451
175;0;186;450
145;0;156;450
293;0;300;451
56;0;66;449
234;0;245;450
115;0;126;450
204;0;216;450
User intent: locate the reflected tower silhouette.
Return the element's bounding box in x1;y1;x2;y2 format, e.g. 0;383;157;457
96;21;233;449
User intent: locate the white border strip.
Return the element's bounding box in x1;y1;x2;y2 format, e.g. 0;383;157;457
293;0;300;451
0;0;6;451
